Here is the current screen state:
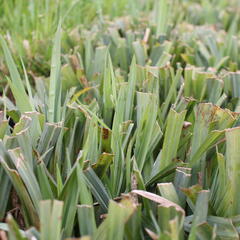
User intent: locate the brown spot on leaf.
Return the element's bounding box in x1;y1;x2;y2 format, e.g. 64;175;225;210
102;128;109;140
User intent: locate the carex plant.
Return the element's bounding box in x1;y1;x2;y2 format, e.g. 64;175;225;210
1;0;240;239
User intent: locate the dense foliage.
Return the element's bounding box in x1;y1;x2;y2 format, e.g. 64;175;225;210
1;0;240;239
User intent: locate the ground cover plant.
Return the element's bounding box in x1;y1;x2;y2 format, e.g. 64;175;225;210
1;0;240;239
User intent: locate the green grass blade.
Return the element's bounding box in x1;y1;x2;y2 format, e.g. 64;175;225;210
48;23;62;122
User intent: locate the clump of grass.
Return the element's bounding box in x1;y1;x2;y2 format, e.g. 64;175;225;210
1;0;240;239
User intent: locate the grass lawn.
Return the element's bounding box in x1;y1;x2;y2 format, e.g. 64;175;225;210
0;0;240;239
